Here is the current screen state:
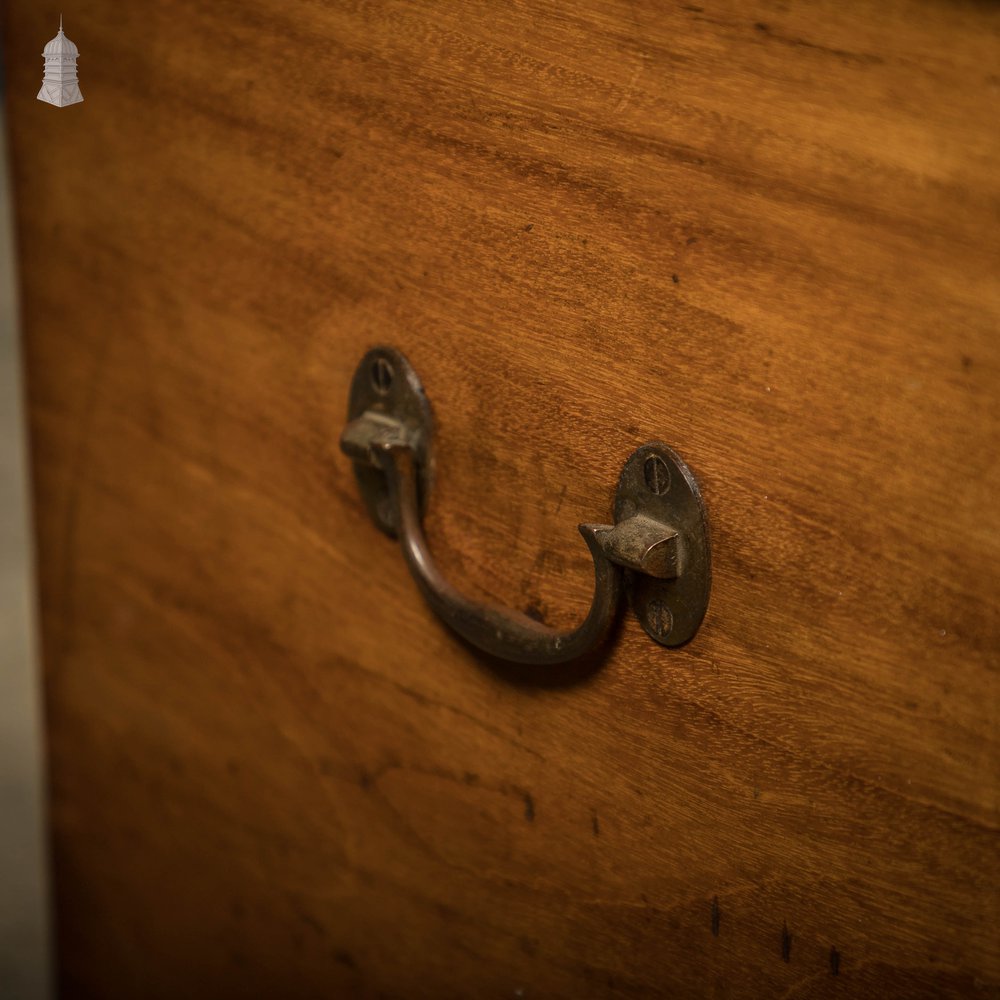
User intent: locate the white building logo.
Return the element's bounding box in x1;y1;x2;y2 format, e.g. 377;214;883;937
37;16;83;108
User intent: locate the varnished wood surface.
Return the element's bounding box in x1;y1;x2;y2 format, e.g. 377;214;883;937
4;1;999;996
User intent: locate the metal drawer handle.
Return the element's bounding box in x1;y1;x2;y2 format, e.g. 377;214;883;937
340;347;710;665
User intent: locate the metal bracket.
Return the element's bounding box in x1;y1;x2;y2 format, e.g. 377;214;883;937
341;346;433;537
613;442;711;647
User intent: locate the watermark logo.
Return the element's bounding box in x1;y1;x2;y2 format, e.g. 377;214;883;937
37;15;83;108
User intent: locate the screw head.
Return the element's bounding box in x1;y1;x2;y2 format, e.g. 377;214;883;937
643;454;671;495
371;356;394;395
647;599;673;640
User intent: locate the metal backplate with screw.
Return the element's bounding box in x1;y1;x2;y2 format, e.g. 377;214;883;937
614;443;711;646
341;347;433;536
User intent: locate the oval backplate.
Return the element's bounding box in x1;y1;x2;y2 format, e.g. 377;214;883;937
346;346;434;537
614;442;711;647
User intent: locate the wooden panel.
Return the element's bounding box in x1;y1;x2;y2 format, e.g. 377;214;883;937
5;0;999;996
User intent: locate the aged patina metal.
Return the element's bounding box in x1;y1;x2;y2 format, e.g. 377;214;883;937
340;347;710;665
613;442;711;647
341;346;433;537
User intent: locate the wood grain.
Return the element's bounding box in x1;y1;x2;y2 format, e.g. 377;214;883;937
4;0;999;996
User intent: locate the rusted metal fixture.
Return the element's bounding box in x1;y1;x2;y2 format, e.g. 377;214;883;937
341;346;710;665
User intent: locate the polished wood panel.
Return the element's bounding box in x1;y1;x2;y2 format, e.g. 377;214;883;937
5;0;999;996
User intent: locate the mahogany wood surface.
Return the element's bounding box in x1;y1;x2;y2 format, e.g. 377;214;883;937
4;1;999;996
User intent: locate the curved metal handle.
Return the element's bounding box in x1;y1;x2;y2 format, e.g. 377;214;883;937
341;347;711;666
374;440;622;664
